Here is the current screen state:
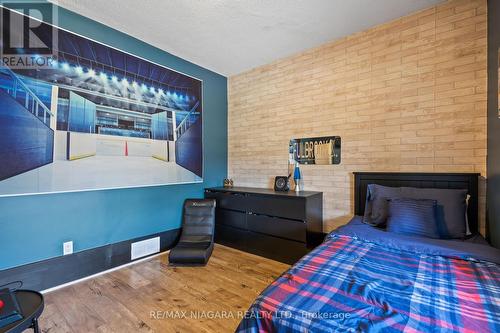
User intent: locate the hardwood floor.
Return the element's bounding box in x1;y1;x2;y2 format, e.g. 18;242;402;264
37;244;290;333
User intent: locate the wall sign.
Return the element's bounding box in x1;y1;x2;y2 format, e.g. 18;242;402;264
289;136;341;165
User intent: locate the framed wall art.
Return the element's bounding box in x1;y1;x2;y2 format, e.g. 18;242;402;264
0;6;203;196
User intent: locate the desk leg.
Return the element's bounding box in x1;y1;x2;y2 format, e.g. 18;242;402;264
32;318;40;333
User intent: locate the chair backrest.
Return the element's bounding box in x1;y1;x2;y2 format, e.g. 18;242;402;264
180;199;216;242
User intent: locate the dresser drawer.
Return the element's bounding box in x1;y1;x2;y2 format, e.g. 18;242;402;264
205;191;247;211
215;224;248;252
246;195;306;220
246;232;308;264
216;208;246;230
247;214;306;242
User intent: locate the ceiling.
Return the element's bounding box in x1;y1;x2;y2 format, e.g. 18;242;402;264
52;0;443;76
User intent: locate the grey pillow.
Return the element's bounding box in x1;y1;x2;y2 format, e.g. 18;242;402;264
363;184;403;227
399;187;468;239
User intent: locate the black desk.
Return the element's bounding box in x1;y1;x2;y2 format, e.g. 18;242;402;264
205;187;323;264
0;290;44;333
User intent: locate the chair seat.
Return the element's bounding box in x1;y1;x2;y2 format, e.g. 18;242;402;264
168;198;216;266
174;241;212;249
169;242;214;265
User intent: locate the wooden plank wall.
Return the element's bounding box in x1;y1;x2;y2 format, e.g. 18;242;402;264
228;0;487;233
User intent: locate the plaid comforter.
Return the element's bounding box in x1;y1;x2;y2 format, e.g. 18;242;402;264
236;234;500;333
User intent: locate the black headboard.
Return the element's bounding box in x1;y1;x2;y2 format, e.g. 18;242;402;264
354;172;480;235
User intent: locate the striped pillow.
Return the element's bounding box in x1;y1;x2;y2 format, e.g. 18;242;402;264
387;198;439;239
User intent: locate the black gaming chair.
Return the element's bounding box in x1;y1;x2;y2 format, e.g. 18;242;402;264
168;199;216;266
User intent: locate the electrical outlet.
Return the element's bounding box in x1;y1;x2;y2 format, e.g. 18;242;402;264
63;241;73;255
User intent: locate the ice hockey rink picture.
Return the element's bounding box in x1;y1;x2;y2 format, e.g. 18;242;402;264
0;7;203;196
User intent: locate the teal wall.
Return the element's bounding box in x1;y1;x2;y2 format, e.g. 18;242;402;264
0;5;228;269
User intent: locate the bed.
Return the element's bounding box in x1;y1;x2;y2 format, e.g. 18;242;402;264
236;172;500;333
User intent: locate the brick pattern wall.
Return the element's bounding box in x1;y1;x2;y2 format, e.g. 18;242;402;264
228;0;487;234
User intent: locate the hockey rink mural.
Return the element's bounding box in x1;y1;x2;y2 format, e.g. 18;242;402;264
0;6;203;196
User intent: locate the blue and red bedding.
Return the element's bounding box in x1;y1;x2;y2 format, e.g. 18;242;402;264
236;217;500;333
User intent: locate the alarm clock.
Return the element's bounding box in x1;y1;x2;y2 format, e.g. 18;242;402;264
274;176;290;192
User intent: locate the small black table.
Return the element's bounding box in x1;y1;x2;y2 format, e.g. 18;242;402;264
0;290;44;333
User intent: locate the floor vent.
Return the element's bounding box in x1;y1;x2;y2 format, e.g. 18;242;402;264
131;237;160;260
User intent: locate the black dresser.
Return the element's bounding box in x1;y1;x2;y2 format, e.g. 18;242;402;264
204;187;323;264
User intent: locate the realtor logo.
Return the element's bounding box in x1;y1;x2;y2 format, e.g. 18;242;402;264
0;0;58;69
